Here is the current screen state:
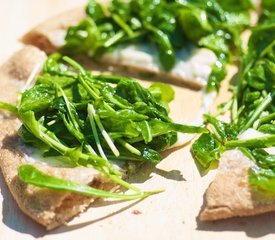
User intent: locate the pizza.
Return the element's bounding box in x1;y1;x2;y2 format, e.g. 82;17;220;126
0;0;274;232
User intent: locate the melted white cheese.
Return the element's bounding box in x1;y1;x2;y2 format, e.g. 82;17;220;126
22;143;76;168
101;43;217;87
22;141;124;172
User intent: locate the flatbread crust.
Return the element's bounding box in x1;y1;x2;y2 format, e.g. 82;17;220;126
200;150;275;221
21;7;86;54
0;46;115;230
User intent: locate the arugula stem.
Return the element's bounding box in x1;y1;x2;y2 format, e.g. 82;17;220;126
104;92;129;109
239;147;256;161
236;105;245;121
104;30;125;48
144;121;152;143
88;104;120;157
208;125;223;143
117;139;141;156
87;104;107;160
112;14;134;37
85;144;97;155
59;88;84;136
79;75;99;100
78;151;121;176
39;130;69;154
231;96;238;123
79;75;115;113
58;86;97;155
47;119;57;126
107;155;143;162
258;113;275;125
242;93;273;132
63;56;85;74
225;135;275;148
0;102;18;114
108;174;141;193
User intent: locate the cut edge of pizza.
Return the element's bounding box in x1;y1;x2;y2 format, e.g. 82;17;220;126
200;149;275;221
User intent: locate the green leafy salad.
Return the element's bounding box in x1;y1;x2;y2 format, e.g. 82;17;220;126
192;0;275;193
0;54;205;199
63;0;253;91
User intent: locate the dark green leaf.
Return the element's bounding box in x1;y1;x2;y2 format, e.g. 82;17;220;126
192;133;222;169
19;84;55;113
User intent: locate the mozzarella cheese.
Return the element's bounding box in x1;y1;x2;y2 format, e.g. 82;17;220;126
101;43;217;87
22;143;76;168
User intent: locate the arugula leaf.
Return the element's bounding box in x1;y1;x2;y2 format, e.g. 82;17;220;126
0;102;18;114
258;124;275;134
251;149;275;169
204;114;238;142
249;166;275;193
177;4;212;43
148;82;174;103
19;84;55;113
19;165;162;199
192;133;222;169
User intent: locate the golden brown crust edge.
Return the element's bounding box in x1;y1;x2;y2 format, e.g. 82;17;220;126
0;46;114;230
21;7;86;54
200;150;275;221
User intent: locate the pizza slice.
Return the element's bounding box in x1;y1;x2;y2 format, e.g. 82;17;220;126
193;2;275;221
0;46;116;230
21;0;253;90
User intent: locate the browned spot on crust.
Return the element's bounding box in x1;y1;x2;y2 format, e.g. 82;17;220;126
131;209;142;215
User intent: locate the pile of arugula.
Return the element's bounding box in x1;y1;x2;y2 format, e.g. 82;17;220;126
0;54;205;199
192;0;275;193
63;0;253;91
